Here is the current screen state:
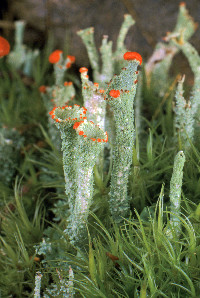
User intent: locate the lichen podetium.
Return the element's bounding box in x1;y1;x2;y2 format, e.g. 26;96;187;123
105;51;142;222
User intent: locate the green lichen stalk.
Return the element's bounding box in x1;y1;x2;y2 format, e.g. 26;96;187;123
174;76;195;149
169;151;185;232
7;20;26;69
113;14;135;73
8;20;39;75
105;52;141;222
145;2;196;95
34;272;42;298
99;35;113;86
80;69;106;129
77;27;100;80
49;105;87;215
171;40;200;119
78;14;135;85
66;120;108;244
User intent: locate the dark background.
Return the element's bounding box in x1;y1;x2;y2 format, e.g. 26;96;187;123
0;0;199;77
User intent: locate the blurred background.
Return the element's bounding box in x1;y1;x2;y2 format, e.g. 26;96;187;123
0;0;200;79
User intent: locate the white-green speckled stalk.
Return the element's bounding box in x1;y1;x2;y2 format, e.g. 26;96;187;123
105;60;140;222
78;15;135;85
145;3;196;95
169;151;185;232
174;76;195;149
7;20;39;75
80;70;106;130
77;27;100;80
41;82;75;150
34;271;42;298
65;120;107;244
50;105;87;216
7;20;26;69
172;40;200;119
99;35;113;87
113;14;135;74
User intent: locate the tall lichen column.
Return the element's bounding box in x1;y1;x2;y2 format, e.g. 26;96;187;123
49;104;87;217
174;76;195;149
66;120;108;244
105;51;142;222
169;151;185;235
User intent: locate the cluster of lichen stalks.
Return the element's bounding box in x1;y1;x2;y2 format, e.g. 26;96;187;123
46;48;141;244
0;2;197;245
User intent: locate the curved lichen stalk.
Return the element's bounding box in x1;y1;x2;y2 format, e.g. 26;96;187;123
174;76;195;149
170;39;200;119
49;104;87;216
77;14;135;86
105;52;142;222
145;2;197;95
66;120;108;244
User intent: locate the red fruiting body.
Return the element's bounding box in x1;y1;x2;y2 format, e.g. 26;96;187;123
135;71;139;74
66;62;72;68
73;121;84;129
0;36;10;58
67;55;75;63
64;81;73;86
134;80;138;84
123;52;142;65
39;85;47;93
91;138;96;141
97;138;101;142
49;107;56;115
109;89;120;98
79;131;84;135
79;67;88;73
179;2;185;6
94;82;99;87
99;89;105;93
49;50;63;64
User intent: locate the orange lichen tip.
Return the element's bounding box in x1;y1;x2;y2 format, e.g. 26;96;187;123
0;36;10;58
49;50;63;64
67;55;76;63
73;121;83;129
109;89;120;98
123;52;142;65
64;81;73;86
39;85;47;93
79;67;88;73
66;62;72;68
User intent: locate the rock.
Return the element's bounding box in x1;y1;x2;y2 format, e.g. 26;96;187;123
6;0;200;71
